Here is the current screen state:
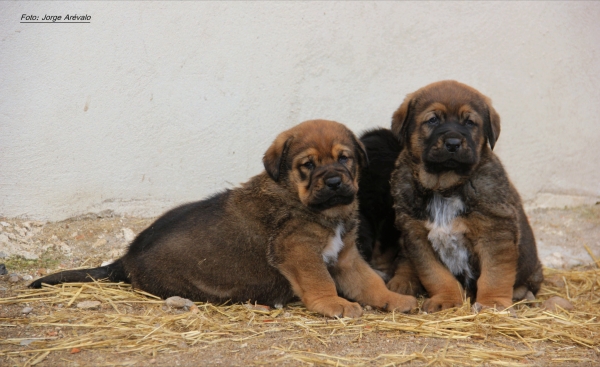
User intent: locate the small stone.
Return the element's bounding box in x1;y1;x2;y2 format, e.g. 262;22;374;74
22;274;33;281
542;296;574;312
165;296;194;309
189;304;199;314
37;268;47;276
9;274;20;282
122;228;136;242
20;339;34;346
0;221;10;227
364;305;373;311
22;222;31;230
22;307;33;314
0;264;7;275
70;347;81;354
7;233;16;240
93;238;107;248
77;300;101;309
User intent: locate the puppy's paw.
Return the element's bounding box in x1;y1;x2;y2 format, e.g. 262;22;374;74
309;296;363;318
422;294;463;313
386;275;423;297
473;297;513;312
379;292;418;313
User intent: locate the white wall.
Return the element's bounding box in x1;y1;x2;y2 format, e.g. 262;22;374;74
1;1;599;220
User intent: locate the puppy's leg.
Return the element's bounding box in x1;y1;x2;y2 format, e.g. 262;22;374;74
386;255;425;297
473;236;517;311
404;222;464;312
384;237;424;296
335;244;417;313
277;242;363;318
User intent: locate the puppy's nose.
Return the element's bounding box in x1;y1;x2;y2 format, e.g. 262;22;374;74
444;138;461;153
325;176;342;190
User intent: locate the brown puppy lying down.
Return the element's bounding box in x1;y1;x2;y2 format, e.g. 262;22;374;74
31;120;417;318
369;81;543;313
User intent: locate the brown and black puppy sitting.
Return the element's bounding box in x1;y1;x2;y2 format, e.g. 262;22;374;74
388;81;543;313
31;120;417;318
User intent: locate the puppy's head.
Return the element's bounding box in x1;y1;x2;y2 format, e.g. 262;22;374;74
263;120;367;214
391;80;500;181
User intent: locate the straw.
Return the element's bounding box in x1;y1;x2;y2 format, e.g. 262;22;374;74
1;267;599;365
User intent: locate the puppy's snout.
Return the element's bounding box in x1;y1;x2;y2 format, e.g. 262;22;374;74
325;176;342;190
444;138;462;153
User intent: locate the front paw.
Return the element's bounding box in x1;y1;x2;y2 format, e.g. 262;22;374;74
387;274;424;297
379;292;418;313
422;293;463;313
308;296;363;318
473;297;513;312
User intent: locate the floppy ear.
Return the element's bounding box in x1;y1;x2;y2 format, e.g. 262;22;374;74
483;97;501;150
263;134;293;182
352;135;369;168
390;93;414;148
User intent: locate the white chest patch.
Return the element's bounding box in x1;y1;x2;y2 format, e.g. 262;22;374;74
426;193;472;280
323;224;345;264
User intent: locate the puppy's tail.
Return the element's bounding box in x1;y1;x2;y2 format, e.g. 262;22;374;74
29;259;129;288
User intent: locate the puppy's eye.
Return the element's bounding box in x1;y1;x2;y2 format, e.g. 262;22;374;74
427;116;440;126
302;161;315;170
465;119;476;127
338;155;349;164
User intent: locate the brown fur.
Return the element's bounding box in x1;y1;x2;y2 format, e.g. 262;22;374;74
387;81;543;312
31;120;417;318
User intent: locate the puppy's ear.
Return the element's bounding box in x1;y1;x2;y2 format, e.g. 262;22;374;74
484;97;501;150
263;134;293;182
391;93;414;148
352;135;369;168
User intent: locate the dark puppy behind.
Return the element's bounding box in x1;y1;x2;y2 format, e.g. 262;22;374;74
384;81;543;312
31;120;417;318
356;129;401;264
357;129;424;295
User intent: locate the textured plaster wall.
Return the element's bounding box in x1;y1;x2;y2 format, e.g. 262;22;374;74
1;1;599;220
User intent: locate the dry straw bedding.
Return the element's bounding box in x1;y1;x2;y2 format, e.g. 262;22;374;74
1;267;599;366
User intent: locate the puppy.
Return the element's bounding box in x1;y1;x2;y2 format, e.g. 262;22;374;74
387;81;543;312
31;120;417;318
357;129;424;296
